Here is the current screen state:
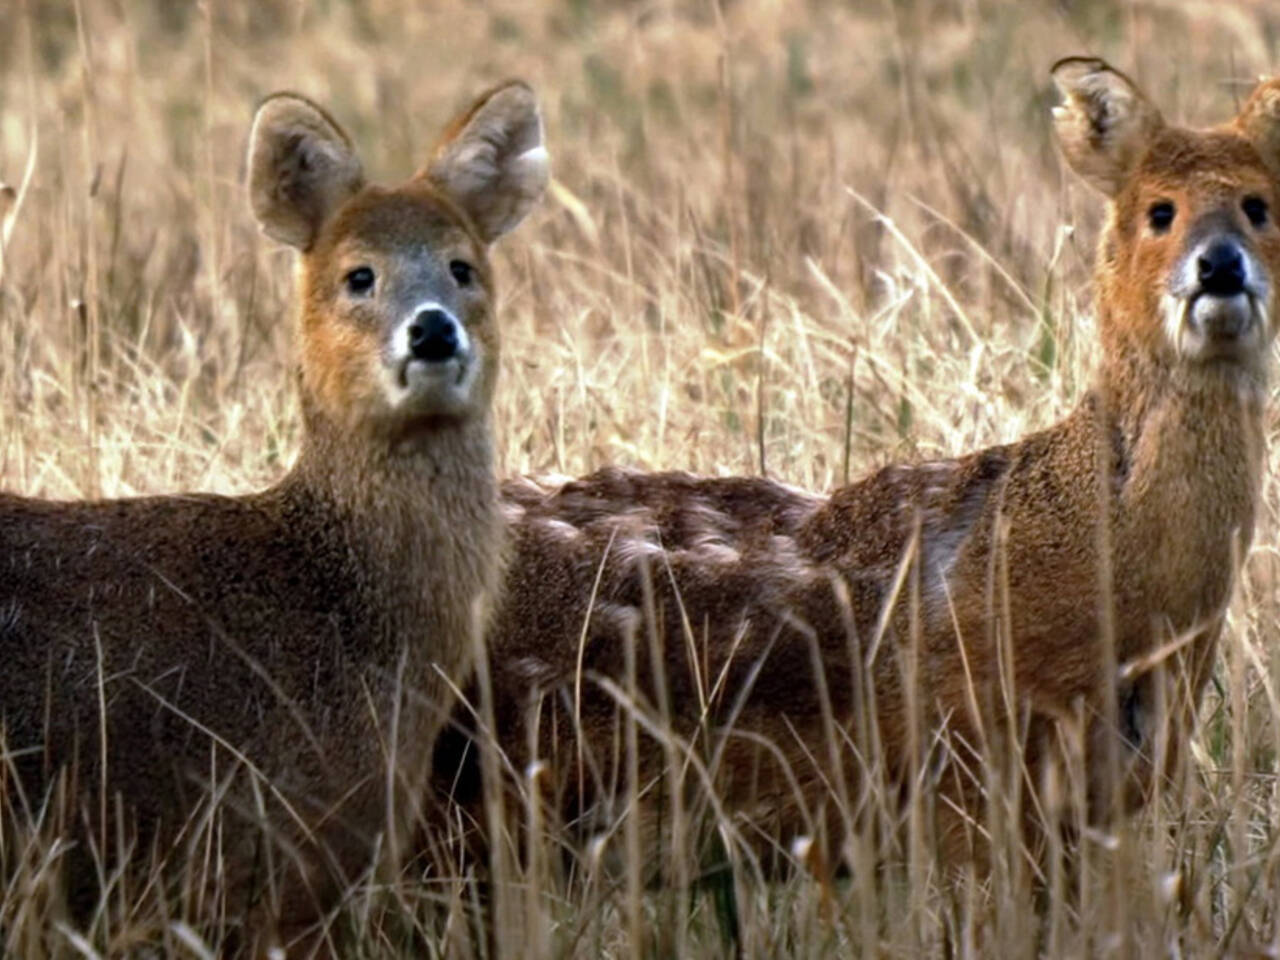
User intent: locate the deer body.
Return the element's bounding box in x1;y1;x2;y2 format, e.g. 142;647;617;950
0;82;547;952
431;60;1275;871
0;418;497;897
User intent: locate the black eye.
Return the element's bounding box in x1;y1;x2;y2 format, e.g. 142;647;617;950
1148;202;1175;233
345;266;375;295
449;259;474;287
1243;195;1269;228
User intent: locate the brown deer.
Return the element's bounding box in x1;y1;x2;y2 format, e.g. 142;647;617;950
430;58;1276;879
0;82;546;954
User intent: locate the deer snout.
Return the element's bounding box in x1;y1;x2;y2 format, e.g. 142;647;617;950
409;308;463;363
1164;234;1269;361
395;303;470;374
384;303;477;413
1195;240;1246;298
1188;237;1260;343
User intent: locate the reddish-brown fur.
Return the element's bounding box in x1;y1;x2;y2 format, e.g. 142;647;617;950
430;60;1276;875
1;83;546;955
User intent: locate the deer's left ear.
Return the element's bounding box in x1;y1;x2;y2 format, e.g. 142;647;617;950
423;81;549;244
1236;76;1280;176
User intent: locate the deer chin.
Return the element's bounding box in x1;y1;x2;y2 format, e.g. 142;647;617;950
383;353;477;419
1165;291;1268;363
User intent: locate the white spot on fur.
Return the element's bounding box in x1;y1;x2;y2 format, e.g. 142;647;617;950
592;602;642;636
766;534;818;582
511;656;557;684
587;832;611;864
500;500;526;524
507;474;573;500
613;535;664;568
683;501;741;564
539;518;579;542
685;499;731;528
790;835;814;862
687;540;741;565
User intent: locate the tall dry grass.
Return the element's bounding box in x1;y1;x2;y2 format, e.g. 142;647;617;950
2;0;1279;956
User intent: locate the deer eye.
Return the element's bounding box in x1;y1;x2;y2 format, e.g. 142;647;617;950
345;266;375;296
449;259;474;288
1243;195;1269;228
1147;202;1175;233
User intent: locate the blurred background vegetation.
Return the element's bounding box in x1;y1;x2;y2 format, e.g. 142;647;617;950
5;0;1279;498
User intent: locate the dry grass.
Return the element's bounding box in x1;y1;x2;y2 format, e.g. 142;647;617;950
2;0;1280;956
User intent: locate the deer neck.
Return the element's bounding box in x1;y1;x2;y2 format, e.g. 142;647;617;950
282;393;503;642
1096;325;1267;495
1093;319;1267;628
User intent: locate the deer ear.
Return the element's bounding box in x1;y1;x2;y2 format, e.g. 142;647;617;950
424;81;549;244
248;93;365;250
1051;57;1163;197
1236;76;1280;176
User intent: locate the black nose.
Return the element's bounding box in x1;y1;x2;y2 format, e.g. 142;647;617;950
408;309;460;362
1197;241;1246;297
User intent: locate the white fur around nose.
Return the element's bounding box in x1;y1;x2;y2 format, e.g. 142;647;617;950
1162;240;1272;360
1176;239;1266;297
394;301;469;360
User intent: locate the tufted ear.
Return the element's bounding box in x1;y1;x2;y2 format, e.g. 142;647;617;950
1235;76;1280;177
1051;56;1164;197
424;81;549;244
247;93;365;250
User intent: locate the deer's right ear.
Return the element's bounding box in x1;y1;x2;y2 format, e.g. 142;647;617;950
1051;57;1163;197
247;94;364;250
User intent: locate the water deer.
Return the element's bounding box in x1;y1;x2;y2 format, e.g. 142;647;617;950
430;59;1276;878
0;82;547;953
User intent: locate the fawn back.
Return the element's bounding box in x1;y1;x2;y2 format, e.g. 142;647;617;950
429;59;1276;876
0;82;546;952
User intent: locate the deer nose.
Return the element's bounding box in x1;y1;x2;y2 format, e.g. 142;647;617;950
1197;241;1246;297
408;309;461;362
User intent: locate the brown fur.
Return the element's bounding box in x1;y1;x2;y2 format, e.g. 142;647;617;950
430;60;1276;876
0;81;546;955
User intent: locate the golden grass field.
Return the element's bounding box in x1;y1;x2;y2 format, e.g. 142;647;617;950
3;0;1280;956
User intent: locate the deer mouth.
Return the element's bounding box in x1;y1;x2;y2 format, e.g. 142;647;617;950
396;354;469;391
1190;291;1255;340
383;352;477;419
1165;290;1267;362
